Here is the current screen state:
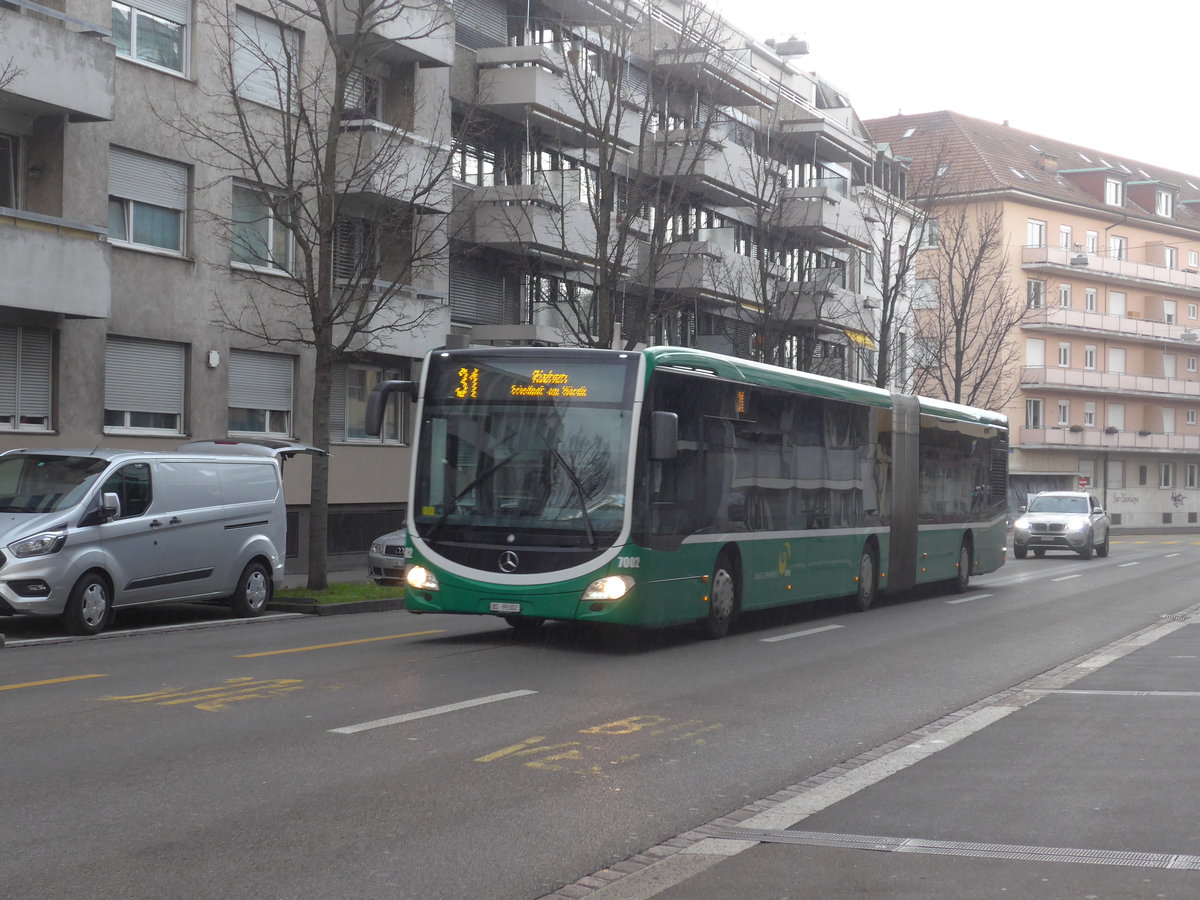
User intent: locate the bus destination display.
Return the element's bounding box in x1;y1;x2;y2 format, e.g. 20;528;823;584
428;355;635;406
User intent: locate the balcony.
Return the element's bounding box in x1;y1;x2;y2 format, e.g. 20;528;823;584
1022;246;1200;296
0;209;110;318
651;44;777;107
644;125;757;205
1019;426;1200;453
1020;366;1200;400
334;0;453;68
776;180;870;249
774;100;874;165
785;268;864;330
472;174;605;264
1;0;114;122
636;228;756;302
475;45;639;148
1021;305;1196;343
336;123;452;212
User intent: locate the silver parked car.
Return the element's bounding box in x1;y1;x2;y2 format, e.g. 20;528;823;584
368;528;409;585
1012;491;1111;560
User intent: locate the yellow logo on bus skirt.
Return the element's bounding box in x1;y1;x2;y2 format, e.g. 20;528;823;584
778;542;791;576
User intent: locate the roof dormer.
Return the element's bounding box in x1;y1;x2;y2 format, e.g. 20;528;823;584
1126;180;1179;218
1058;167;1127;207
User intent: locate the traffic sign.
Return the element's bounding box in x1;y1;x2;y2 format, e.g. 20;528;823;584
1078;476;1090;489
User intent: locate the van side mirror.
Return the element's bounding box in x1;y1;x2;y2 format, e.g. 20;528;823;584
366;380;417;436
649;411;678;461
101;492;122;521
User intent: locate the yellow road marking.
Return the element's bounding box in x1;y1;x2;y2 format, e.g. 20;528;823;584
236;630;445;657
104;677;304;712
0;674;109;692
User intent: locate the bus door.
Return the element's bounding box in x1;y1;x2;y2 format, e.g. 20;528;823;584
887;394;920;591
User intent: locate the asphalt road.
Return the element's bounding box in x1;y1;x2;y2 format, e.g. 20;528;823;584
1;535;1195;899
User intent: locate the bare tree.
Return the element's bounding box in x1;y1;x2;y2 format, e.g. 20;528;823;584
165;0;459;587
911;200;1029;408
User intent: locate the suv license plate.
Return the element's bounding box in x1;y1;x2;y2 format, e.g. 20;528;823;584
490;602;521;613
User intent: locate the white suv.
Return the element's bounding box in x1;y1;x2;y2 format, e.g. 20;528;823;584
1012;491;1111;560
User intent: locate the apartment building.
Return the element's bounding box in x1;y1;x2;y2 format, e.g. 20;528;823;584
868;111;1200;529
1;0;895;569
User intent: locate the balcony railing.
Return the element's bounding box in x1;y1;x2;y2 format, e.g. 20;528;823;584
336;124;452;212
0;208;110;318
1022;305;1194;342
334;0;453;67
2;0;114;121
1022;246;1200;295
1020;366;1200;399
1019;426;1200;452
776;184;869;249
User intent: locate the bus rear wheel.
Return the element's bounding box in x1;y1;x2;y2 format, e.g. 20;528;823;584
852;545;878;612
953;539;972;593
701;553;739;640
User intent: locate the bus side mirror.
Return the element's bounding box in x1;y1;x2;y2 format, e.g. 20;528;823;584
366;380;418;436
650;411;678;461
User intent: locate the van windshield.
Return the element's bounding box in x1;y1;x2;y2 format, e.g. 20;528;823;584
0;455;110;513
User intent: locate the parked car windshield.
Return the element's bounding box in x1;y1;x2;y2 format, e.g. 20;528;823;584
1028;495;1090;514
0;455;110;513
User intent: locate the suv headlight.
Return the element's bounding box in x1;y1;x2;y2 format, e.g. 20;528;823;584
1065;517;1089;532
9;531;68;558
1013;518;1031;532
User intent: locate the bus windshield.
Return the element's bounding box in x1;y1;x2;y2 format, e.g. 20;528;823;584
413;352;637;550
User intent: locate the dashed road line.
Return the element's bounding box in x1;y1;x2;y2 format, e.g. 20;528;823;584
1052;573;1082;582
760;624;844;643
0;673;109;692
1117;562;1139;568
946;593;992;605
237;630;445;657
330;689;537;734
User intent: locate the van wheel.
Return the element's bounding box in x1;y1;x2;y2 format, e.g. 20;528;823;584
230;561;272;617
700;552;739;639
63;573;112;636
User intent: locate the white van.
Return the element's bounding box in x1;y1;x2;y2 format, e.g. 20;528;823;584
0;440;321;634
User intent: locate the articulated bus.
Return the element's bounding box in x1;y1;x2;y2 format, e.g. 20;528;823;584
368;346;1008;638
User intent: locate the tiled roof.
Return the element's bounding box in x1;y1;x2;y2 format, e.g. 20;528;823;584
864;111;1200;230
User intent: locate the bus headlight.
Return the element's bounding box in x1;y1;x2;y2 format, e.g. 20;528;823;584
582;574;634;601
406;565;439;591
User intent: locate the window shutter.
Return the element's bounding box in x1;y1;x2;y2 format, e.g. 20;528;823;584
454;0;507;49
450;256;508;324
329;362;347;441
0;328;16;418
108;147;187;209
235;9;299;110
229;350;293;410
18;329;52;419
133;0;188;25
104;337;185;414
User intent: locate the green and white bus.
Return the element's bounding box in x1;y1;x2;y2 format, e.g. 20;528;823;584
368;346;1008;638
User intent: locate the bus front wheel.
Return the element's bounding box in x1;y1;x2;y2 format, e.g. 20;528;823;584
852;545;878;612
701;553;739;640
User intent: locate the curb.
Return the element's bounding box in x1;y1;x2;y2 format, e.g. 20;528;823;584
268;597;405;616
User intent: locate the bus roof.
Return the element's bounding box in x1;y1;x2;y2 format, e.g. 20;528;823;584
641;346;1008;430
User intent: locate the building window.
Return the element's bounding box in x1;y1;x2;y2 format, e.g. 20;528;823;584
228;350;292;436
104;337;185;433
1108;291;1126;316
0;133;19;209
918;219;939;248
1165;247;1178;270
1026;219;1046;248
1189;409;1198;426
1164;300;1177;325
1105;177;1124;206
1190;251;1199;269
108;147;187;254
333;361;410;443
1160;463;1175;488
1025;398;1043;428
1059;225;1072;249
1058;284;1071;308
1056;400;1069;426
234;8;301;111
1058;342;1070;367
1084;401;1096;426
1109;235;1127;260
1026;279;1045;309
1085;288;1097;312
112;0;187;75
1190;357;1198;373
232;181;294;272
1108;348;1126;373
452;142;496;187
1189;304;1198;320
1157;190;1175;218
1025;338;1045;366
1188;464;1198;489
1086;230;1099;253
1107;402;1124;430
1084;345;1097;369
0;326;52;431
1138;465;1148;486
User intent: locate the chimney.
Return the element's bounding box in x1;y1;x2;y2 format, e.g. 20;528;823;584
1037;152;1058;174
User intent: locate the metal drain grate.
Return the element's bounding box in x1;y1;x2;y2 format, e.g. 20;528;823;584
705;828;1200;870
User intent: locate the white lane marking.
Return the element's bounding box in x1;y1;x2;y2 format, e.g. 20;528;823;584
3;613;303;646
1117;562;1139;568
946;593;992;605
330;689;537;734
1052;574;1082;582
760;624;844;643
1165;553;1181;558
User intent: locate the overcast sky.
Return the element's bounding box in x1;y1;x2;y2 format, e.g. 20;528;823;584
708;0;1200;176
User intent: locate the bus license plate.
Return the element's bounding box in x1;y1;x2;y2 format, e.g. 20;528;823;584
489;602;521;613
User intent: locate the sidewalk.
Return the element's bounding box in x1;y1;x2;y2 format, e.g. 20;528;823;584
545;602;1200;899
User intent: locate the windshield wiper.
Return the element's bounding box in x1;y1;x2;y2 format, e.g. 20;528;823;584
427;453;517;541
545;442;597;550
